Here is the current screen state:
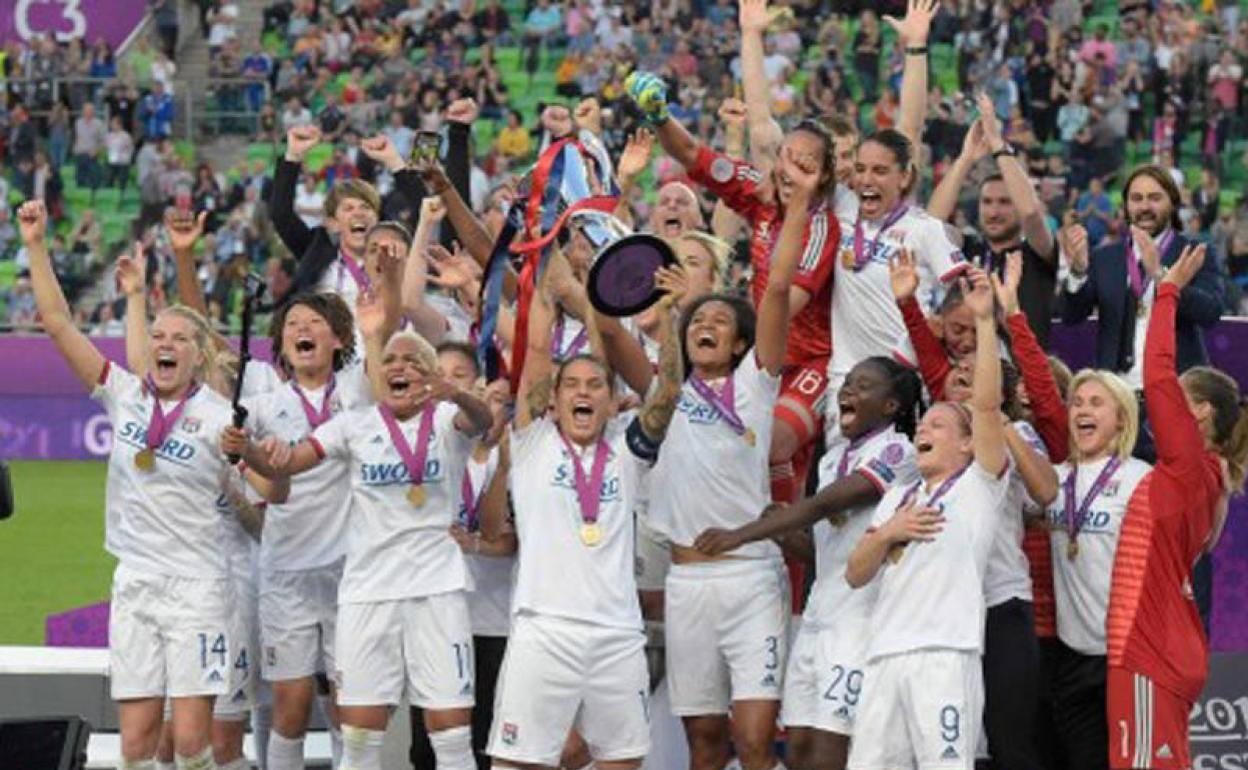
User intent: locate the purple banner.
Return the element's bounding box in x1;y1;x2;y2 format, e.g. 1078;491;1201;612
0;0;148;52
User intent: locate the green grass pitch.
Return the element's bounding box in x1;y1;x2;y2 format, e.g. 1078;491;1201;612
0;461;115;645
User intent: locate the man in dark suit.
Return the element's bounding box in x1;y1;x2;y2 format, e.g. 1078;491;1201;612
1060;163;1225;628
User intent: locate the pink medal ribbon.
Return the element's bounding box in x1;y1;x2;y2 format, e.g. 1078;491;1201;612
558;430;610;526
142;376;200;453
379;403;436;486
551;315;589;360
851;204;909;271
689;375;747;437
338;250;372;294
835;424;890;481
1063;456;1121;542
1125;229;1173;300
292;377;336;429
899;462;971;511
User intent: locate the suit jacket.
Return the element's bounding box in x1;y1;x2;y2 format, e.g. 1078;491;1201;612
268;122;473;309
1060;232;1224;376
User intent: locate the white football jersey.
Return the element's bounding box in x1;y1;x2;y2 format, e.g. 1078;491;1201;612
457;449;514;637
829;206;965;385
311;401;475;604
866;460;1010;660
646;351;782;559
983;421;1050;607
1045;455;1152;655
806;426;918;632
508;416;645;631
92;362;235;578
246;364;373;571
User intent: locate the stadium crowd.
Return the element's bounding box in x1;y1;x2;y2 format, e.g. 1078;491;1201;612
5;1;1248;770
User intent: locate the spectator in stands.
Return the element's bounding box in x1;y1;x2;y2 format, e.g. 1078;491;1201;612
281;97;315;132
140;81;176;140
524;0;564;73
47;104;71;171
854;10;882;102
7;107;37;169
74;103;107;203
207;0;241;55
193;163;224;231
4;274;37;330
1074;176;1115;247
383;110;416;162
319;148;358;188
151;49;178;95
318;92;348;143
241;42;273;113
294;173;325;228
0;208;16;259
474;0;512;44
69;209;102;268
150;0;180;58
495;109;532;162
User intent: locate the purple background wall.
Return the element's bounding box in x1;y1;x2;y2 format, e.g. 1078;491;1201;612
2;324;1246;652
0;1;147;51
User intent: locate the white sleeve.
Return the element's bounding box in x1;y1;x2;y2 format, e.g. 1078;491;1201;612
337;361;375;408
741;347;782;398
89;360;140;420
917;216;967;284
869;488;902;529
860;440;918;492
509;417;552;468
311;413;353;461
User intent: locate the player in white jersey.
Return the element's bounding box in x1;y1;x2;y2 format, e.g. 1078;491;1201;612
844;268;1010;770
240;291;378;770
21;199;243;770
595;148;816;770
226;305;493;770
407;343;515;770
484;237;686;770
694;356;923;770
827;129;966;445
1042;370;1150;770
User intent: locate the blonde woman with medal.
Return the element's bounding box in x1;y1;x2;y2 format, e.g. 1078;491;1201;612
483;237;685;770
598;146;814;770
844;267;1010;770
223;290;492;770
20;198;241;770
1043;368;1150;769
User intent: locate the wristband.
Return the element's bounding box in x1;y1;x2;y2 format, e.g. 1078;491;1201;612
992;145;1016;159
905;45;929;56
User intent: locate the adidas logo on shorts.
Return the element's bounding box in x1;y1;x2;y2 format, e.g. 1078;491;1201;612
208;671;224;683
941;746;959;761
460;682;473;696
761;674;777;688
835;706;850;718
1157;744;1173;759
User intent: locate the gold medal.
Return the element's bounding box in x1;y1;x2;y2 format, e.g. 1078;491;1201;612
840;247;855;269
887;543;905;564
1066;538;1079;561
743;428;756;447
580;522;603;547
407;484;427;507
134;449;155;471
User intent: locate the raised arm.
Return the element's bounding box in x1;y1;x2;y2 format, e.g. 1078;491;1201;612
402;198;452;343
634;290;685;447
272;126;322;258
964;267;1007;476
928;119;989;222
1146;244;1214;475
995;250;1069;461
415;157;498;271
755;148;813;375
886;0;938;157
613;128;654;227
115;243;150;376
18;201;106;390
976;93;1054;260
711;99;749;242
626;71;702;168
1058;224;1097;324
738;0;783;163
890;247;951;397
515;256;559;430
478;438;516;546
441;99;477;249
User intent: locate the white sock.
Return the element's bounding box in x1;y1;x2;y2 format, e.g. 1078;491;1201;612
339;725;384;770
119;760;157;770
252;703;273;770
173;747;215;770
330;726;344;769
217;759;248;770
429;725;475;770
267;730;305;770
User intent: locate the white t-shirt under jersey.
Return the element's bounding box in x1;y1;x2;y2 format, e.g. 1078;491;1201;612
457;449;514;637
646;350;782;560
246;363;373;571
866;460;1010;660
311;401;475;604
1045;455;1152;655
92;362;235;578
806;425;918;631
829;206;965;384
984;421;1050;607
508;415;645;631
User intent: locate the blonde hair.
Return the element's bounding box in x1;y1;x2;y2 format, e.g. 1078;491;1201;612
672;231;732;291
156;305;217;384
383;328;439;374
1068;369;1139;461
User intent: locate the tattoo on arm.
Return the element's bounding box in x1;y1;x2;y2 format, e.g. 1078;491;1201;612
526;374;553;422
639;305;683;440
